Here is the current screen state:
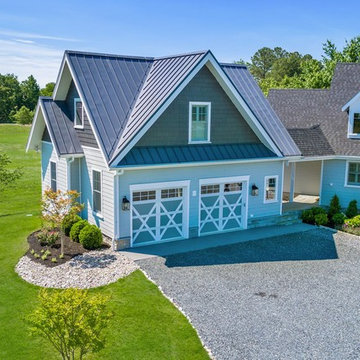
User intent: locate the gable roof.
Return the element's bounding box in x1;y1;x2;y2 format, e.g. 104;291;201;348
268;63;360;157
26;97;83;157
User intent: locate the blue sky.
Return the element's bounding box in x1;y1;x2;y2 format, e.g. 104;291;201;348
0;0;359;86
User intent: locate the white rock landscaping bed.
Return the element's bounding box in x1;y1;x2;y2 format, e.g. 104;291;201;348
16;249;139;289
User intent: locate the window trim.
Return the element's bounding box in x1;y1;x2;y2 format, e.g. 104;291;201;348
347;111;360;139
188;101;211;144
345;160;360;188
91;168;103;217
264;175;279;204
74;98;84;129
50;161;57;191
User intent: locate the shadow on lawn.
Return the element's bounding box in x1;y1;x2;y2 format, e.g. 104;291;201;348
163;230;338;268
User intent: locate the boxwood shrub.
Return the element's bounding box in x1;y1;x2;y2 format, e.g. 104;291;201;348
315;213;328;226
70;220;89;242
345;200;358;219
301;207;327;224
79;224;103;250
332;213;346;227
61;214;82;236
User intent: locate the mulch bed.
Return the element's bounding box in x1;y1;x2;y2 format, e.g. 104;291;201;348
26;230;110;267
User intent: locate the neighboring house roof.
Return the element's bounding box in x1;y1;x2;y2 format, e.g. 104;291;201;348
118;143;276;166
268;63;360;156
222;64;300;157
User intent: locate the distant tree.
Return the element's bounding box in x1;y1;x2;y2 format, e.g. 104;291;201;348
0;73;21;123
20;75;40;111
0;152;22;192
12;106;34;125
40;82;55;97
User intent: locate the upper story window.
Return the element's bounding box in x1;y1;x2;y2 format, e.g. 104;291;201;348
353;113;360;134
264;175;278;203
92;169;102;214
189;102;211;143
50;161;57;191
74;98;84;128
347;162;360;186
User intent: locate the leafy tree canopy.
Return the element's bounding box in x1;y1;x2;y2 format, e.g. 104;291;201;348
40;82;55;97
20;75;40;111
12;105;34;125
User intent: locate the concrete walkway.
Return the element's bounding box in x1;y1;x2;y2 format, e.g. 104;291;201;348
120;223;314;260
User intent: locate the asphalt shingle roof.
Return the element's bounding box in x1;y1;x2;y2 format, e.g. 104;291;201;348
268;63;360;156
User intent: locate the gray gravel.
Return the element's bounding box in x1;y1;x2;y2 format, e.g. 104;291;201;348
16;249;138;289
137;228;360;360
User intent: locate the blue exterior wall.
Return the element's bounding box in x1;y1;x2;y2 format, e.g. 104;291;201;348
118;160;284;239
41;142;53;181
321;159;360;207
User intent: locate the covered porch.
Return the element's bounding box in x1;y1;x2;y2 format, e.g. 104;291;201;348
282;160;322;213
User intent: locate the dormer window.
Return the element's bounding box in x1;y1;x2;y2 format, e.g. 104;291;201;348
189;102;211;143
74;98;84;128
353;113;360;134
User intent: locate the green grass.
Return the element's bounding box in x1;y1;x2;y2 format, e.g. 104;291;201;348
0;124;209;360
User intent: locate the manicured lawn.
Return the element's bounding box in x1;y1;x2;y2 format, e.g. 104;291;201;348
0;124;209;360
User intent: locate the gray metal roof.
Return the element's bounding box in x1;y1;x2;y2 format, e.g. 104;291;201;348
66;51;153;160
117;143;276;166
268;63;360;156
111;51;208;162
221;64;301;157
40;97;83;155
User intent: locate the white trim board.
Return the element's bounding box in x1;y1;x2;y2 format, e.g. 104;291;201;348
188;101;211;144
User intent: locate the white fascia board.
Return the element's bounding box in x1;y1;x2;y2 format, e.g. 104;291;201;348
63;54;110;170
342;91;360;112
26;100;60;160
287;155;360;162
52;53;67;100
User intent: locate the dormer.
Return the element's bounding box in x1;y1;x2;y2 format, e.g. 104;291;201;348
342;91;360;139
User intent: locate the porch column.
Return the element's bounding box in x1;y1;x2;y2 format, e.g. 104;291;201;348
289;162;296;203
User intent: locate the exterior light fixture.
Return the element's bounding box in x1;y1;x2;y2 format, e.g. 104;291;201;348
251;184;259;196
122;196;130;211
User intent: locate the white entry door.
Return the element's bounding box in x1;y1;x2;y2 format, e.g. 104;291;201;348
130;181;189;246
199;176;249;236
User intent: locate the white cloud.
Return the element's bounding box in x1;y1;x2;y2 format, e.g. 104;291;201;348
13;39;35;44
0;39;63;86
0;29;79;42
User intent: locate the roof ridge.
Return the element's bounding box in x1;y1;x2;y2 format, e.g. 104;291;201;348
220;62;247;69
65;50;154;61
268;88;330;92
154;50;208;60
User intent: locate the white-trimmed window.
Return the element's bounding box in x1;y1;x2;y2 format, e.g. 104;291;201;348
264;176;278;203
353;113;360;134
346;162;360;186
92;170;102;214
74;98;84;128
189;102;211;143
50;161;57;191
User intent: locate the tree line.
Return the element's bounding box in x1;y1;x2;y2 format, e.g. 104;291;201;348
236;35;360;94
0;74;54;124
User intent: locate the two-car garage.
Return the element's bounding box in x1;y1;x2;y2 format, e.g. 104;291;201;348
130;177;249;246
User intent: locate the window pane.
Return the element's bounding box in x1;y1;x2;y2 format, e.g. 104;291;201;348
266;177;277;201
50;162;56;191
191;105;209;141
348;162;360;185
354;114;360;133
92;170;101;212
75;100;83;126
93;191;101;213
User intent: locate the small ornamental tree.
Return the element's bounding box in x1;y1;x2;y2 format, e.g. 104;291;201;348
328;194;341;221
41;189;83;254
27;289;113;360
346;200;358;219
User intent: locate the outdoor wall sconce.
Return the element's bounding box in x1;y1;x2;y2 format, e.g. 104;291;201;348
251;184;259;196
122;196;130;211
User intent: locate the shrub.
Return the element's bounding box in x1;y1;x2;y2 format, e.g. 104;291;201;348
301;207;326;224
51;257;57;263
332;213;346;227
328;194;341;220
346;200;358;219
26;289;112;360
79;224;103;250
61;214;82;236
344;215;360;228
70;220;88;242
36;229;59;246
315;213;328;226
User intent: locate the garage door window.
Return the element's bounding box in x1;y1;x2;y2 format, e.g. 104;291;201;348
161;188;183;199
132;191;156;202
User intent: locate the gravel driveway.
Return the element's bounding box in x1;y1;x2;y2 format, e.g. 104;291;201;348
137;228;360;360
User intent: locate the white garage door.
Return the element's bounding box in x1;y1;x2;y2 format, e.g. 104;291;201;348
199;177;248;236
130;181;189;246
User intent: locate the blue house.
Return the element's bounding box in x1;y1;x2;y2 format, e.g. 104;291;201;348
268;63;360;212
27;50;303;249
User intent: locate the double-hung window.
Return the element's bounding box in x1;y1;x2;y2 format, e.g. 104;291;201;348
74;98;84;128
353;113;360;134
92;170;102;214
189;102;211;143
347;162;360;186
50;161;57;191
264;176;278;203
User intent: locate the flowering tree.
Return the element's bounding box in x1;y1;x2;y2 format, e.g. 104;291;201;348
41;189;83;254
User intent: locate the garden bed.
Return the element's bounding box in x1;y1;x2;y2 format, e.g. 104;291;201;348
26;230;110;267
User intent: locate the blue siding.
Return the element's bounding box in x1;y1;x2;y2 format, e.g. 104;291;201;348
41;142;53;181
321;160;360;207
118;160;284;238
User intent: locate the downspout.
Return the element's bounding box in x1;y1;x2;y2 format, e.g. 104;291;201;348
113;169;124;250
